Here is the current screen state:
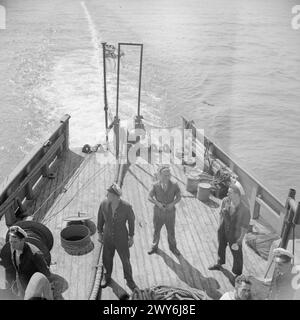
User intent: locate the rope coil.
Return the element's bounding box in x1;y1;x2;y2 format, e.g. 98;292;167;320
130;285;208;300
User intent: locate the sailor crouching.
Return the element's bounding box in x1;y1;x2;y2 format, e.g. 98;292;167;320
0;225;53;300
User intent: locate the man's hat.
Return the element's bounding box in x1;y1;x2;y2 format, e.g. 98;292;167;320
107;183;122;197
273;248;294;260
232;180;246;196
9;225;27;239
158;165;170;175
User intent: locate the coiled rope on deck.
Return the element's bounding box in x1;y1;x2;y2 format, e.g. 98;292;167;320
130;285;208;300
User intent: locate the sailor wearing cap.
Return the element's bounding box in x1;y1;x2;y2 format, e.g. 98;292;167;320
0;225;52;299
97;183;137;291
269;248;297;300
9;225;28;240
147;165;182;256
208;183;251;276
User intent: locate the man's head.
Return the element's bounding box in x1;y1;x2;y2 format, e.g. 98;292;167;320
228;183;242;205
9;226;27;251
273;248;293;274
106;183;122;203
158;165;171;184
234;275;252;300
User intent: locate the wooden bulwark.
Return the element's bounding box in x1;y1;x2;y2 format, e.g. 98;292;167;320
182;117;288;234
0;115;295;300
0;115;70;226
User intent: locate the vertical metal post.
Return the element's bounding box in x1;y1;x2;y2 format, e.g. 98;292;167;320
182;118;186;167
114;117;120;159
101;42;109;150
116;43;121;118
137;44;143;117
101;42;108;130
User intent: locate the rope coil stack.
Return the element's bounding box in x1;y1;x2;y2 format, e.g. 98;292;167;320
60;225;94;256
130;285;208;300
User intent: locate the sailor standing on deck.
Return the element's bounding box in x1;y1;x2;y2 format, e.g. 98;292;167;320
208;183;250;276
97;183;137;291
147;165;182;256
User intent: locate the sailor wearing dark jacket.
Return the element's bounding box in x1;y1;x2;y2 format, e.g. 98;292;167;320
0;225;52;299
209;183;250;276
97;183;137;291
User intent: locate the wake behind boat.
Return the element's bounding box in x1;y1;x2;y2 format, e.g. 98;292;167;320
0;43;299;300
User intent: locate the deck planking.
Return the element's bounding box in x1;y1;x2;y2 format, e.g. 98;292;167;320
1;149;268;300
30;150;116;299
100;162;268;300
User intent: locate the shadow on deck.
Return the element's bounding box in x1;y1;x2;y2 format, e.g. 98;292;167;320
157;249;222;299
100;163;268;300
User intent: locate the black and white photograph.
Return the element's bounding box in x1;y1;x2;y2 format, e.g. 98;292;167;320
0;0;300;309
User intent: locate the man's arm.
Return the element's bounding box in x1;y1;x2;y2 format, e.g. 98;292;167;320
148;185;164;209
219;198;227;215
127;205;135;248
236;207;251;245
33;252;51;280
166;184;181;209
0;250;16;285
236;227;248;245
172;191;182;206
127;205;135;238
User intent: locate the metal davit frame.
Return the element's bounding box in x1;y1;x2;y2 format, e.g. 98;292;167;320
115;43;144;158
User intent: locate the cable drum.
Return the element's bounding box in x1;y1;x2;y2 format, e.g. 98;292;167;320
60;225;94;256
66;220;96;236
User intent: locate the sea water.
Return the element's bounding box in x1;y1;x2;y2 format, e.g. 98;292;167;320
0;0;299;203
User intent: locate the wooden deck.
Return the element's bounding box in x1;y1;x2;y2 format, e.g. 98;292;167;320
0;115;296;300
100;162;268;300
0;147;268;300
25;149;116;300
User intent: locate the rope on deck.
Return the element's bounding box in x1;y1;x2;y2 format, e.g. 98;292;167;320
130;285;208;300
88;244;103;300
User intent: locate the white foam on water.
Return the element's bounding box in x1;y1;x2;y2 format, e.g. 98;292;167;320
38;1;109;148
41;1;160;148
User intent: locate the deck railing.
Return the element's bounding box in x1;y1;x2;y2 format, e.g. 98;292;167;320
0;114;70;226
182;117;299;237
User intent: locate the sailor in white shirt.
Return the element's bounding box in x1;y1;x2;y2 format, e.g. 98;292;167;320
220;274;252;300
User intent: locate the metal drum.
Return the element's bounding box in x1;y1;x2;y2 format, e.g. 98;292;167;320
197;183;212;202
60;225;93;256
186;171;201;193
64;214;96;236
186;170;213;194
